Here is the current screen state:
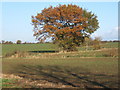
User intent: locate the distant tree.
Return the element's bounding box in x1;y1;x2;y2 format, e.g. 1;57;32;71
32;4;99;51
2;40;5;44
9;41;13;44
23;42;27;44
16;40;22;44
1;40;13;44
113;40;119;42
101;41;107;43
5;41;13;44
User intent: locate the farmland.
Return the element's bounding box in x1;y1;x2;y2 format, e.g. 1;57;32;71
1;42;119;88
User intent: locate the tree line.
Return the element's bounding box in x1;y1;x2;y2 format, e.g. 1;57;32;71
0;39;119;45
0;40;54;44
0;40;35;44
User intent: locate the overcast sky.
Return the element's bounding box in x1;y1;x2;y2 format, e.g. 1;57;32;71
1;2;118;42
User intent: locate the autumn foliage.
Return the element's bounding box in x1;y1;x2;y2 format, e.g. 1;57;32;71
32;4;99;51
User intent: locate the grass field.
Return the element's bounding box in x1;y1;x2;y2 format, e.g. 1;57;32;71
1;42;119;88
1;42;118;56
1;43;58;56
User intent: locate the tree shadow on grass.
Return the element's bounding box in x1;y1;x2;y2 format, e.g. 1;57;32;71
28;50;59;53
15;65;118;89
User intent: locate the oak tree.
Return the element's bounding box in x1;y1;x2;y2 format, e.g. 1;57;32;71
32;4;99;51
16;40;22;44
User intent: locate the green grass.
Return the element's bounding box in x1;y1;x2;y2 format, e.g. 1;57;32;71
1;42;119;88
3;58;118;75
57;48;118;58
2;43;58;56
2;42;118;57
2;58;118;88
0;78;20;88
100;42;118;48
78;42;118;51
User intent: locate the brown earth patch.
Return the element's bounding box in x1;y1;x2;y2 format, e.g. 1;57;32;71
1;74;73;88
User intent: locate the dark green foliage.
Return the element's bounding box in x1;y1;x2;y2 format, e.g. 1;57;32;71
16;40;22;44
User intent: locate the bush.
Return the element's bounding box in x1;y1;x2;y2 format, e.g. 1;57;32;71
92;37;102;50
16;40;22;44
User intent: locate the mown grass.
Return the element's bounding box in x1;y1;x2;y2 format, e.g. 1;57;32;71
100;42;118;48
1;42;119;88
3;57;118;75
2;43;58;56
2;58;118;88
78;42;118;50
2;42;118;57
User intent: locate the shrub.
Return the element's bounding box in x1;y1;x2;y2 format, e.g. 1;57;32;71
92;37;102;50
16;40;22;44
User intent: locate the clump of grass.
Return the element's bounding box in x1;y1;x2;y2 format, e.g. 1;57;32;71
93;45;101;50
4;51;17;57
62;48;118;58
102;49;118;57
4;51;31;58
1;78;19;88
